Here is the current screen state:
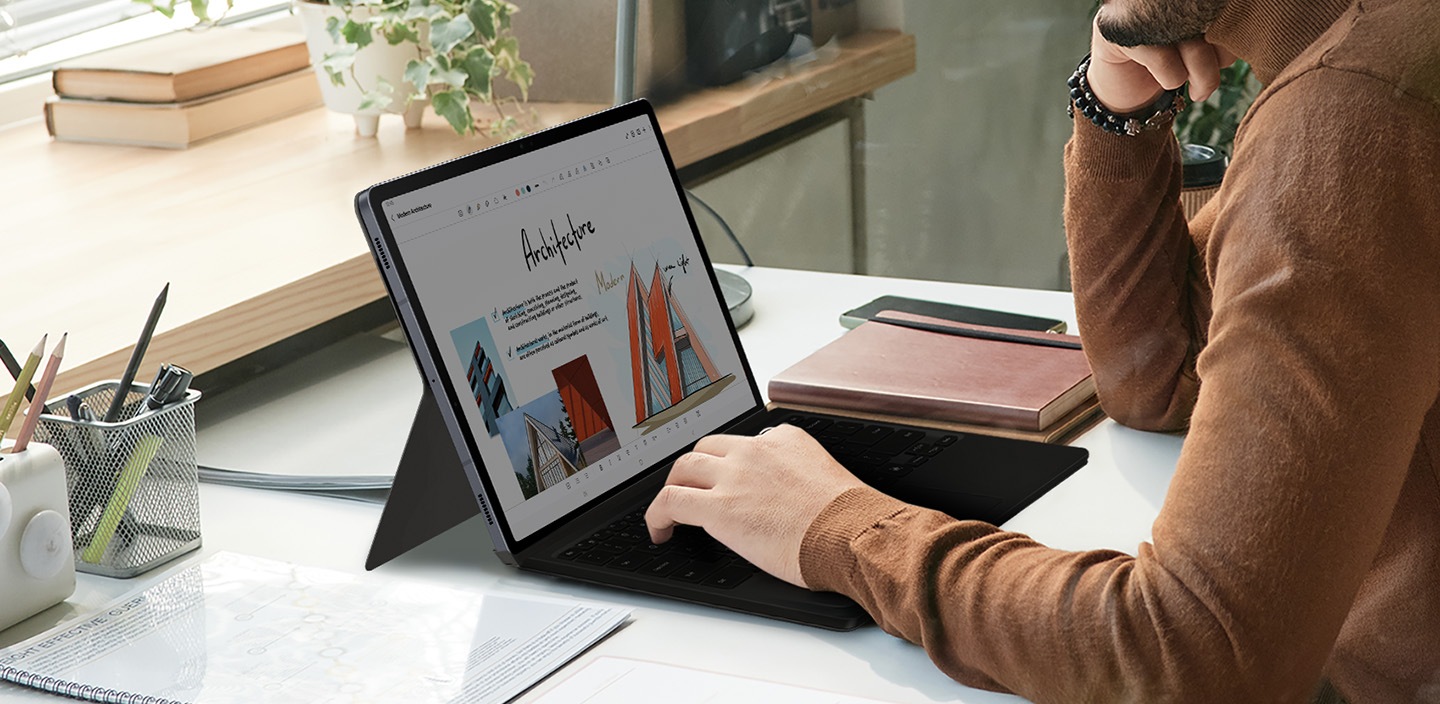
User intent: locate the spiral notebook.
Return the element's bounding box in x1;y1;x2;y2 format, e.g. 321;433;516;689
0;552;629;704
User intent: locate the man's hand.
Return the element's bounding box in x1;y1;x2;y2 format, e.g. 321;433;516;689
645;424;869;588
1086;15;1236;113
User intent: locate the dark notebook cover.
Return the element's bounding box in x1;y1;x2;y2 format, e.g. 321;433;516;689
768;311;1095;431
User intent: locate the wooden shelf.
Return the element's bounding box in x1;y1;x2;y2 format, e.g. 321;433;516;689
1;30;914;397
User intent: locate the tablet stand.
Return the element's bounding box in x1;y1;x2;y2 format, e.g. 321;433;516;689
365;387;478;570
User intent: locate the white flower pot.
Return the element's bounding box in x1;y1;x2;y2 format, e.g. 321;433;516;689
293;0;428;136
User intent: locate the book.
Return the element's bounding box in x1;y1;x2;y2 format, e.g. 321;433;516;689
768;311;1096;432
0;552;630;704
52;27;310;103
771;395;1104;445
45;68;322;149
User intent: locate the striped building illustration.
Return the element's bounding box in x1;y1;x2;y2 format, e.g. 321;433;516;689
626;262;721;424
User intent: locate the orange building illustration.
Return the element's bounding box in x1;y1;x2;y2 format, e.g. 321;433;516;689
626;262;721;424
553;356;616;444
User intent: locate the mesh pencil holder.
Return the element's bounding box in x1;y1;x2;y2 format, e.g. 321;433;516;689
33;380;202;578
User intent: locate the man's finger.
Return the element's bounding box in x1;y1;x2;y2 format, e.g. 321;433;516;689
645;484;712;544
1178;39;1221;102
692;433;749;457
666;451;723;490
1126;44;1190;91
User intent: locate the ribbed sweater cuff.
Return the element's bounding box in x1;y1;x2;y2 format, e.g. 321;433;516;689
800;487;910;593
1066;112;1176;182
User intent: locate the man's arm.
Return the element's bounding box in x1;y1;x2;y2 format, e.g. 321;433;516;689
650;70;1440;702
1063;25;1229;432
799;74;1440;701
1064;118;1208;431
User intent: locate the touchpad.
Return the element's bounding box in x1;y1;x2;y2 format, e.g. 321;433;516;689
889;486;1002;522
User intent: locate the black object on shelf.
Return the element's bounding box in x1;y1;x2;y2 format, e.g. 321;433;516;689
685;0;796;86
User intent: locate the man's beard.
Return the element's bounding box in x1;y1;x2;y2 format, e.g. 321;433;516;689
1095;0;1228;47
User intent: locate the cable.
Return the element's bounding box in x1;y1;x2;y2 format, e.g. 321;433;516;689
685;189;753;267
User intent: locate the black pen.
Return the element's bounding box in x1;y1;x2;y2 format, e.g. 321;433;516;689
133;363;193;419
871;312;1084;350
104;283;169;422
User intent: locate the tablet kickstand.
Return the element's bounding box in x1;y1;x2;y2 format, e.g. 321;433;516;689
365;386;479;570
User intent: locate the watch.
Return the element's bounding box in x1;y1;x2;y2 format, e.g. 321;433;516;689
1067;53;1186;137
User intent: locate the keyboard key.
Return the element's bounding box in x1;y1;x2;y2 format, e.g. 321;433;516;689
703;564;756;589
859;451;893;465
558;548;584;560
578;550;617;566
906;442;942;457
872;429;924;455
669;559;725;583
936;434;960;447
852;425;893;447
642;557;685;577
610;552;655;571
906;455;930;468
879;465;914;481
797;417;832;434
831;421;862;436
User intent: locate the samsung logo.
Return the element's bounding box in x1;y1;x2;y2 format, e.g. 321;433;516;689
395;203;432;219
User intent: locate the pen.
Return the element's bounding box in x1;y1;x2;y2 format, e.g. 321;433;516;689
132;363;193;420
104;283;169;423
871;313;1084;351
0;339;36;402
12;333;65;453
0;334;46;445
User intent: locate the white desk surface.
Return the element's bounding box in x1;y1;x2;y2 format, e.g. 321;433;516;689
0;266;1185;704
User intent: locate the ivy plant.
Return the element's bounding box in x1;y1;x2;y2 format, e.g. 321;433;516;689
316;0;533;137
133;0;533;137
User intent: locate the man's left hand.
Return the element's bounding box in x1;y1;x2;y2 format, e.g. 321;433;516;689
645;424;869;588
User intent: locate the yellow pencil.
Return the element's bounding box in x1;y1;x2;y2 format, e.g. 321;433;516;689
82;434;164;564
0;334;45;446
13;333;66;453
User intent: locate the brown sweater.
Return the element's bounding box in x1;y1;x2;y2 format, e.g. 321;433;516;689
798;0;1440;701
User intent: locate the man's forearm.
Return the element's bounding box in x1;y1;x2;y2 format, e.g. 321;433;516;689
1063;116;1204;431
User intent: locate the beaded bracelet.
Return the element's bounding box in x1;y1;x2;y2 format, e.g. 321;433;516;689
1067;53;1186;137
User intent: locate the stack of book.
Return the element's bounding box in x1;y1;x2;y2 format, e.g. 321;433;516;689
45;26;320;148
768;310;1103;444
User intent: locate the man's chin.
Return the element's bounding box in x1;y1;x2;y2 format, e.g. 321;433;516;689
1095;0;1223;48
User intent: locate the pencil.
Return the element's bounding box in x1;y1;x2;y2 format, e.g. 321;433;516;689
0;339;36;402
0;334;46;446
103;283;169;422
81;434;164;563
12;333;66;453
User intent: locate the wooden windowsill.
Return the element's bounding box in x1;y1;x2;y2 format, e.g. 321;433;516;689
2;30;914;397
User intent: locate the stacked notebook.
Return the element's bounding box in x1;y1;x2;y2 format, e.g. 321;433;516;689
769;310;1103;444
45;26;320;148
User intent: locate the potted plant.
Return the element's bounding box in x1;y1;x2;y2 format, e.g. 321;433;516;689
294;0;534;138
135;0;534;137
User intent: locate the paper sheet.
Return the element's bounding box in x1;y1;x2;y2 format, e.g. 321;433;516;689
0;552;629;704
534;656;903;704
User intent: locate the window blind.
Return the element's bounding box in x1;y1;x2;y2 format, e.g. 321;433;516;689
0;0;151;61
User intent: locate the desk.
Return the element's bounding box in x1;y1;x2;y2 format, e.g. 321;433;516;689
0;30;914;399
0;266;1184;704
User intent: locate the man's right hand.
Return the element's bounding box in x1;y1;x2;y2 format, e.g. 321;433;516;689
1085;16;1235;113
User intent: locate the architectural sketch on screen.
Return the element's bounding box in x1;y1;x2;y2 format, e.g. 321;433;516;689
625;262;734;432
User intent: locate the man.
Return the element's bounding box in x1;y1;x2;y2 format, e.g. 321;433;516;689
645;0;1440;701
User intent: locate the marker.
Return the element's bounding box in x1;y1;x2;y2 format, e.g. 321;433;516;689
12;333;65;453
0;335;45;445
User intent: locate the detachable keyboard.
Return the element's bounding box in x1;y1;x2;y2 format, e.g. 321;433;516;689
555;412;963;588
